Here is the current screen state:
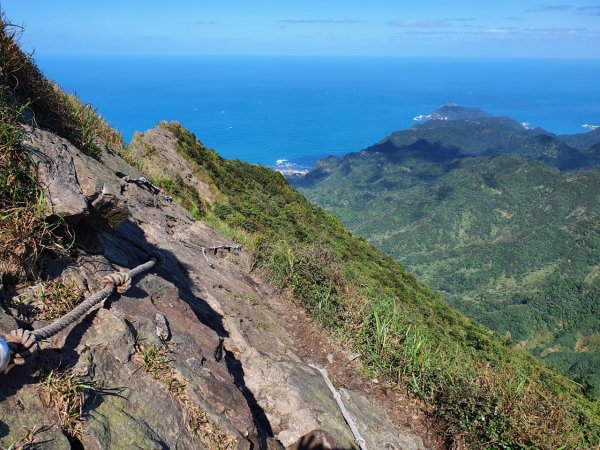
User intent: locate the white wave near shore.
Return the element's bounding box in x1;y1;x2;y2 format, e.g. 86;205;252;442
273;159;310;177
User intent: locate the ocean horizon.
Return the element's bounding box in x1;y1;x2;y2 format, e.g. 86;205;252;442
36;55;600;168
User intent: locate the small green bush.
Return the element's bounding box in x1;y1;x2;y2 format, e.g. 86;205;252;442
156;176;206;219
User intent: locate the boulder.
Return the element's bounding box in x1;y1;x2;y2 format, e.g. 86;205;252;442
23;126;129;229
24;126;88;221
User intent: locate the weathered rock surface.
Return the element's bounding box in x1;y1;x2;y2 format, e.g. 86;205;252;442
1;125;429;449
0;384;71;449
340;389;426;450
24;126;89;221
128;122;214;202
23;126;129;229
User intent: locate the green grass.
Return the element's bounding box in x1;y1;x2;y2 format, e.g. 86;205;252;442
0;16;123;282
6;13;599;443
155;176;207;219
41;368;101;438
0;16;123;159
126;122;600;449
296;141;600;398
0;66;48;281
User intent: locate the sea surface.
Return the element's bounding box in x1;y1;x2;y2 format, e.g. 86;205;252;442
36;56;600;169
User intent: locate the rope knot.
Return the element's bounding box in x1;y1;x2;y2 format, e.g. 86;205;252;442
5;329;38;365
102;272;132;293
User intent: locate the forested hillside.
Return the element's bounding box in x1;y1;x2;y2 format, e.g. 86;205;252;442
295;106;600;395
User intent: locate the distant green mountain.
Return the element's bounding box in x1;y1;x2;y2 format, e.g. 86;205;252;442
558;128;600;170
353;103;600;170
294;106;600;395
559;127;600;151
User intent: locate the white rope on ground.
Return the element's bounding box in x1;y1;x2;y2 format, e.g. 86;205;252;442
309;363;368;450
0;256;157;372
201;247;215;268
123;175;161;194
179;239;241;269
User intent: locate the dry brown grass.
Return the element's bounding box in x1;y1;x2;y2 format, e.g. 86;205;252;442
0;195;47;282
0;50;48;281
0;16;123;159
11;279;84;321
40;369;97;438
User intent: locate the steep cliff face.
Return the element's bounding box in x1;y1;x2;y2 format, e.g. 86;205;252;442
0;126;427;449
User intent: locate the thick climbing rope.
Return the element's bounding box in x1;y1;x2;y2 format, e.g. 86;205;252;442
0;256;157;372
309;363;368;450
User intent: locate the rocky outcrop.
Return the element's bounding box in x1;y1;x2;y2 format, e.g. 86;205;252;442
127;122;214;202
0;125;427;449
23;126;129;229
25;127;89;221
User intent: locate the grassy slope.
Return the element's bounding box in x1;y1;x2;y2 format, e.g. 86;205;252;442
1;17;123;282
296;145;600;395
123;122;600;449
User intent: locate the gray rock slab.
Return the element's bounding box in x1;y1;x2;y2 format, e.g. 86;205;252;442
24;126;88;220
340;388;426;450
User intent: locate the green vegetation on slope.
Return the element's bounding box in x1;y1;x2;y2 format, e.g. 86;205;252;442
0;16;127;281
559;127;600;151
1;19;49;281
0;16;122;159
123;122;600;449
295;117;600;397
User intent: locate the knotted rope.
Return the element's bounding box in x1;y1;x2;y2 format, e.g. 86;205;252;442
102;272;131;293
5;329;37;365
0;256;157;372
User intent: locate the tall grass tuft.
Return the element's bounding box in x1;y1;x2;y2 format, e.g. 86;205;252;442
0;15;123;159
0;78;47;281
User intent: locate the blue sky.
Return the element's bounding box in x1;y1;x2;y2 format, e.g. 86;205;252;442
2;0;600;57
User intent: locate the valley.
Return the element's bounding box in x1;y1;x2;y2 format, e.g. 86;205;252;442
295;105;600;394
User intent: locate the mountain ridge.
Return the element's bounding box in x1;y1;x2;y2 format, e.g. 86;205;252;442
364;105;600;170
2;18;600;448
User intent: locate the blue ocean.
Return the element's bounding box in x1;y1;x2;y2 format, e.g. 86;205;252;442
37;56;600;168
